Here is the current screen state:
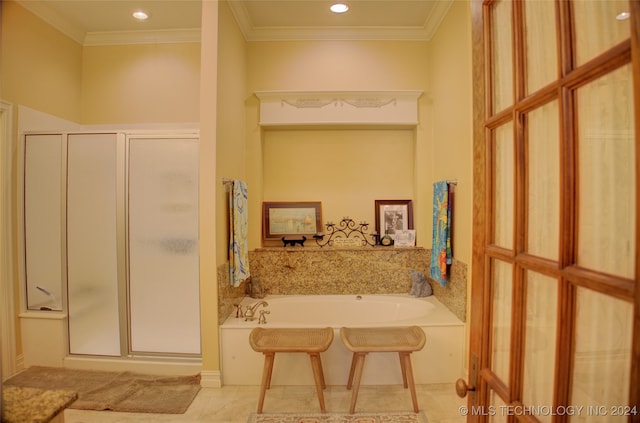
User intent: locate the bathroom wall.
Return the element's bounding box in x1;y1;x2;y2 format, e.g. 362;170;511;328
205;0;249;382
1;1;201;127
215;1;249;265
428;0;473;266
261;128;415;235
0;1;83;123
80;43;200;124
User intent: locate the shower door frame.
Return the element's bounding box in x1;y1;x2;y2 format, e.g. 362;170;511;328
0;100;16;380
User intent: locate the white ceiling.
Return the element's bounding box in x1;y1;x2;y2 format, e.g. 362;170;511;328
16;0;453;45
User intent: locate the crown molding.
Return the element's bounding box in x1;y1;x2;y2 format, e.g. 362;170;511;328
227;0;254;38
16;0;200;46
16;0;86;44
422;0;454;40
243;26;431;42
18;0;452;44
227;1;451;42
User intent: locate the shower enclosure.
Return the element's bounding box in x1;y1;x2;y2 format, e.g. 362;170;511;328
20;131;200;363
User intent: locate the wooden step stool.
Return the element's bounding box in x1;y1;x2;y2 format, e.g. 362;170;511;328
249;327;334;414
340;326;426;413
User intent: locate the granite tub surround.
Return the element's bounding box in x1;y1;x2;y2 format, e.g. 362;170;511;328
217;247;467;323
2;386;77;423
244;247;467;322
217;263;247;323
249;247;429;295
430;258;467;322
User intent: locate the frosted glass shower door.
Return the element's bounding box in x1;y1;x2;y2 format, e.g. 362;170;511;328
67;133;124;356
128;136;200;355
23;134;64;311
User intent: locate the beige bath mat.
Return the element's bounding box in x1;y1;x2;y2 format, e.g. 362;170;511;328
4;366;200;414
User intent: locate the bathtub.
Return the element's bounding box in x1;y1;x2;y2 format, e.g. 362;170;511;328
220;294;464;386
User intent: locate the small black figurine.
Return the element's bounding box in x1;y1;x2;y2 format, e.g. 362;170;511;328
282;236;306;247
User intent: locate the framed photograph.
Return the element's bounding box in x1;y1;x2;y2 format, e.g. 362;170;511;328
393;229;416;247
375;200;413;240
263;202;322;240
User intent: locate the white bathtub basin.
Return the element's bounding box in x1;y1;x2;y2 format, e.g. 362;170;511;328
220;294;464;386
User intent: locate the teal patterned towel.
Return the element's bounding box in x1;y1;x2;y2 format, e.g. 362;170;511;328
229;180;250;287
430;181;452;286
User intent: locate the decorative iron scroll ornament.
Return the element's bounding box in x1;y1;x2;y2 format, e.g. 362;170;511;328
315;217;378;247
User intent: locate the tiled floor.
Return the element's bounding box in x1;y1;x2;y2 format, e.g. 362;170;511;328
64;384;467;423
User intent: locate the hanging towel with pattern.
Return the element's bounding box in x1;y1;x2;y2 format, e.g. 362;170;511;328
430;181;452;286
229;180;250;287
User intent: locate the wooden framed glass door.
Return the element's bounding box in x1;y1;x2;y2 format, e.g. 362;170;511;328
460;1;639;421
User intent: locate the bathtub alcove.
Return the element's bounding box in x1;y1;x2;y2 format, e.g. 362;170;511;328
219;247;467;386
216;90;467;386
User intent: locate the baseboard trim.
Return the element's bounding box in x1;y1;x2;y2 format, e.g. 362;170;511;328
200;369;222;388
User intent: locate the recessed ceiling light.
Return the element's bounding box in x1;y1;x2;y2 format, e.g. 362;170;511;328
616;11;630;20
330;3;349;14
132;10;149;20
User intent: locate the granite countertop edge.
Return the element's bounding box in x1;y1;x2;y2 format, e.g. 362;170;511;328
2;386;78;423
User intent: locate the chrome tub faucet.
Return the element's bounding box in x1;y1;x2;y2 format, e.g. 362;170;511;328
244;300;269;321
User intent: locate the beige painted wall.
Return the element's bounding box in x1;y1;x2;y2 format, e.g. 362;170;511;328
262;128;415;231
215;1;249;264
0;1;82;122
428;0;473;267
1;1;200;127
81;43;200;124
199;0;249;379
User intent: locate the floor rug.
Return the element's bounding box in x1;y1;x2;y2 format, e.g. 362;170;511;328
247;411;428;423
4;366;200;414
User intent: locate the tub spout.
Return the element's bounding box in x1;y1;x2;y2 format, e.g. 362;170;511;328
245;300;269;321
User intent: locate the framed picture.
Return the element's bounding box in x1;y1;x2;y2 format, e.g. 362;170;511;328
263;202;322;240
393;229;416;247
375;200;413;240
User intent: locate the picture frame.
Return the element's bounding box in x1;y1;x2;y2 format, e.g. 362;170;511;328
393;229;416;247
375;200;413;240
263;201;322;240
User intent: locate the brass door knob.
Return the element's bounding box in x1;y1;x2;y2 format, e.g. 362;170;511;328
455;378;476;398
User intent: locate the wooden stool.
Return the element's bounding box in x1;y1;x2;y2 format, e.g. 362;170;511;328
249;327;334;414
340;326;426;414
